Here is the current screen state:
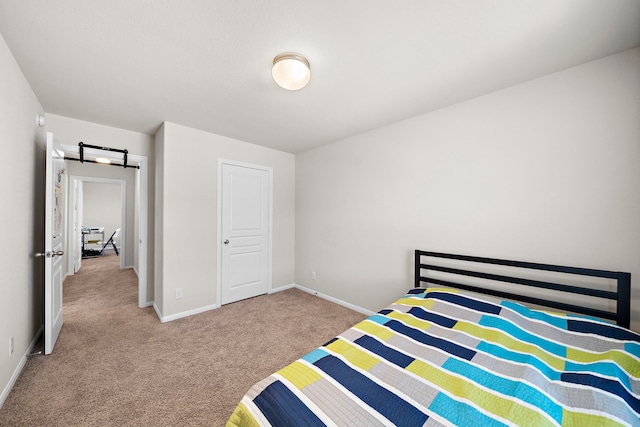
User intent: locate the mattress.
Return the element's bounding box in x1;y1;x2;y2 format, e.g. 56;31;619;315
227;288;640;426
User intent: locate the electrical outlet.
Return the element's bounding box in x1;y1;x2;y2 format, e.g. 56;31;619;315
176;288;183;299
311;271;317;280
9;336;14;356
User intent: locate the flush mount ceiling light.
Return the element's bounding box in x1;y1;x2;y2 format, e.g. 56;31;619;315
272;52;311;90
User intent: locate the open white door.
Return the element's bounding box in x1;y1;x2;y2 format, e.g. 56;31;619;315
220;162;271;305
39;132;65;355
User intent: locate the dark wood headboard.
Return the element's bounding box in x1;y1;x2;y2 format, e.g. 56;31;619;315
414;250;632;328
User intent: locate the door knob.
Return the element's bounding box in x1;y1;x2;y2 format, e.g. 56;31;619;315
223;239;230;245
35;250;65;258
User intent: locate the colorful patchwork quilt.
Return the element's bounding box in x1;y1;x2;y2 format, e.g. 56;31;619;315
227;288;640;426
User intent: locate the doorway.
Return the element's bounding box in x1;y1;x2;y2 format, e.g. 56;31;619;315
218;159;273;305
69;177;126;270
61;143;149;308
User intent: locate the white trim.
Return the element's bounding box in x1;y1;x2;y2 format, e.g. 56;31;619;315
152;284;372;322
67;178;81;275
153;302;218;323
60;143;149;309
217;158;273;306
0;326;43;409
293;284;377;316
269;283;295;294
136;155;148;308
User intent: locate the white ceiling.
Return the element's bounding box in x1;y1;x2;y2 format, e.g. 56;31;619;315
1;1;639;154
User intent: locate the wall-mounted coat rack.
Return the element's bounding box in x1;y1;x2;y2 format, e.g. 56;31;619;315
64;142;140;169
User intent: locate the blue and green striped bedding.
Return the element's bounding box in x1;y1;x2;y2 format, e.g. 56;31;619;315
227;288;640;426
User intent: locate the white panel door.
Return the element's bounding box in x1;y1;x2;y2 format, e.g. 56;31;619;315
221;163;270;305
42;132;65;355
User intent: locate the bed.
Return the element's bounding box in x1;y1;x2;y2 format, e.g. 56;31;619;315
227;250;639;426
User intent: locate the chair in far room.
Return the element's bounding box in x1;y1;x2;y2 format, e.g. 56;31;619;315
102;228;120;256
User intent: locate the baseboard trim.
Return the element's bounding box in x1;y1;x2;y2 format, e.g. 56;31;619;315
152;302;162;321
293;284;376;316
0;325;43;409
269;283;295;294
151;284;375;322
153;302;219;323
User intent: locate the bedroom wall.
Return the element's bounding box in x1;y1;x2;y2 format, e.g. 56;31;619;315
0;33;46;405
154;122;295;320
295;47;640;331
45;114;155;302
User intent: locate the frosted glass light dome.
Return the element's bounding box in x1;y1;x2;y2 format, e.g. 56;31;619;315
272;53;311;90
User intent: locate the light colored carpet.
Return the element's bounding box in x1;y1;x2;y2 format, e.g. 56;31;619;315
0;255;366;426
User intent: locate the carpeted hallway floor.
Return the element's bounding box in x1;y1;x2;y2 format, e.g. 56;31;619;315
0;255;366;426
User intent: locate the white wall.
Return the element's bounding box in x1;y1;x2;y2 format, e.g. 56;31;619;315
155;122;295;319
45;114;155;300
82;182;123;254
295;48;640;330
0;33;45;405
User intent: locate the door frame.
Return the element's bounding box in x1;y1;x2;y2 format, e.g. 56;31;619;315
68;176;126;270
216;158;273;306
60;143;149;308
71;179;83;273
